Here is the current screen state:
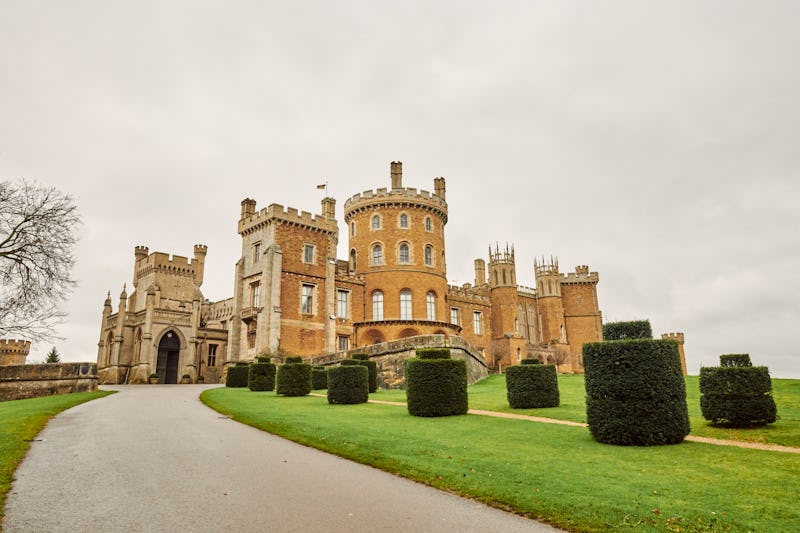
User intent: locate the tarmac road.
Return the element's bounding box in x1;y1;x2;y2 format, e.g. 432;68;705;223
3;385;560;532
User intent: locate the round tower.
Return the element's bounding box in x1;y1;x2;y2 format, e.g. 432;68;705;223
343;161;458;345
0;339;32;366
535;257;566;344
488;244;520;338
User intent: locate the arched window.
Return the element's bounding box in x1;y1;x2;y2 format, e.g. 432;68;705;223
349;249;357;271
425;216;432;232
400;289;412;320
105;332;113;366
426;291;436;321
398;242;410;264
372;244;383;265
424;245;433;266
350;221;355;236
133;328;142;364
399;213;409;228
371;214;381;230
372;291;384;320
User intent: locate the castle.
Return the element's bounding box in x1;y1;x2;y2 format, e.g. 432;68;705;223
97;162;603;384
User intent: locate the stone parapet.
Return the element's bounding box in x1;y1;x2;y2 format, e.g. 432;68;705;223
0;362;98;401
343;187;448;223
0;339;31;366
238;202;338;236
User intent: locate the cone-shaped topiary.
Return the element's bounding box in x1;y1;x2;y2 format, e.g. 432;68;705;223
351;353;378;392
405;348;468;417
226;361;250;388
312;365;328;390
248;358;276;391
327;361;369;404
700;354;776;427
506;362;559;408
276;357;312;396
583;339;689;445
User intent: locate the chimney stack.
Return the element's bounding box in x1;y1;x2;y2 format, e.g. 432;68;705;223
390;161;403;189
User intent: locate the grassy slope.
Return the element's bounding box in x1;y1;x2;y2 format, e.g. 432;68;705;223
202;387;800;533
0;391;113;523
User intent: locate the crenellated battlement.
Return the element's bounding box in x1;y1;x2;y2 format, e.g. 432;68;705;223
662;332;685;343
0;339;31;355
447;283;490;303
238;201;338;236
560;265;599;284
136;251;198;280
343;187;448;222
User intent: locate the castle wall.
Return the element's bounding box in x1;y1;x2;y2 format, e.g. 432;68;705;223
0;363;98;402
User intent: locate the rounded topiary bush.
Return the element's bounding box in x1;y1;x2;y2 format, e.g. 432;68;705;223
719;354;752;368
276;357;312;396
506;361;559;408
699;363;776;427
312;365;328;390
583;339;689;446
327;361;369;404
351;353;378;393
405;348;468;417
248;358;276;391
225;361;250;388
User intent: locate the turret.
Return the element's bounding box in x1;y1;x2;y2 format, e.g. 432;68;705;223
193;244;208;286
488;243;516;287
133;246;149;284
662;332;687;376
474;258;486;286
434;177;446;200
321;197;336;220
240;198;256;220
535;256;566;345
0;339;31;366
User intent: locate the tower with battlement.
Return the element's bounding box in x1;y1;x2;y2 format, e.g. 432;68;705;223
0;339;31;366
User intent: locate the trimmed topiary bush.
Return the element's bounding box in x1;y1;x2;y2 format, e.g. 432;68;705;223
285;356;303;363
719;354;752;368
506;362;559;408
327;362;369;404
276;357;312;396
351;353;378;393
225;361;250;388
583;339;689;445
521;357;541;365
248;358;276;391
312;365;328;390
602;320;652;341
699;357;776;427
405;348;468;417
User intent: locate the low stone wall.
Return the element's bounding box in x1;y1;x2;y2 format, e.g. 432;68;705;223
0;363;98;402
310;335;489;389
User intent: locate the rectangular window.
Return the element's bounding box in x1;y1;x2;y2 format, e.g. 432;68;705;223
473;311;483;335
207;344;218;367
253;242;261;263
251;282;260;307
337;335;349;352
247;322;256;349
337;289;349;318
303;243;315;264
301;284;314;315
450;307;461;326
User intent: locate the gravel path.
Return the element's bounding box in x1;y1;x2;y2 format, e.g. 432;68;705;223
3;386;559;533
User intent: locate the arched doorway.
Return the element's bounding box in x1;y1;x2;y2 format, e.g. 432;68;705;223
156;331;181;384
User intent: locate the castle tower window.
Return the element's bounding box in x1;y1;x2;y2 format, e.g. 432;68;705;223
426;291;436;321
207;344;217;367
350;249;357;271
301;283;315;315
251;282;260;308
424;245;433;266
247;322;257;348
371;214;381;230
372;244;383;265
425;216;432;232
400;289;412;320
372;290;384;321
350;221;356;236
303;243;315;264
399;213;409;228
398;243;410;264
450;307;461;326
337;289;349;319
473;311;483;335
337;335;350;352
253;242;261;263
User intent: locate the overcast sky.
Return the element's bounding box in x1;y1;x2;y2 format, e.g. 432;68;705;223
1;1;798;378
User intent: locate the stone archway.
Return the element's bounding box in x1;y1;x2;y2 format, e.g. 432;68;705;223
156;330;181;384
397;328;420;339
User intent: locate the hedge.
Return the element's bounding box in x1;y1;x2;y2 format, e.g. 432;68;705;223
406;349;467;417
225;361;250;388
312;366;328;390
285;356;303;364
521;357;541;365
276;358;312;396
583;339;689;445
351;353;378;392
327;362;369;404
248;359;276;391
699;364;777;427
602;320;652;340
719;354;752;368
506;363;559;408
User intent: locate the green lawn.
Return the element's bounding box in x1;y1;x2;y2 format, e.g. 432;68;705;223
373;374;800;447
0;391;113;523
202;385;800;533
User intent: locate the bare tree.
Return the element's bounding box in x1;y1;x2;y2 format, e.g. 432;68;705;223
0;180;80;341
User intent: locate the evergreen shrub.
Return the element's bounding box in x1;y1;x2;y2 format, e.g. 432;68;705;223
312;366;328;390
583;339;689;445
602;320;653;340
285;356;303;364
406;349;467;417
327;362;369;404
351;353;378;392
521;357;541;365
225;362;250;388
719;354;752;368
506;363;559;408
276;358;312;396
248;359;276;391
699;362;777;427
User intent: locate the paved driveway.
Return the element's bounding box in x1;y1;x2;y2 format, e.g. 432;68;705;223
3;385;559;532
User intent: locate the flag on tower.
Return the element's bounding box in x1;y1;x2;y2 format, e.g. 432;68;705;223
316;183;326;189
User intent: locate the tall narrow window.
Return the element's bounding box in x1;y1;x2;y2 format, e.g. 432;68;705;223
371;214;381;230
399;213;409;228
473;311;483;335
350;221;355;236
247;322;257;348
399;243;410;264
450;307;461;326
337;289;348;318
425;217;432;232
251;282;260;307
426;291;436;321
424;245;433;266
372;244;383;265
253;242;261;263
372;290;384;320
337;335;349;351
301;284;314;314
303;243;315;264
400;289;412;320
207;344;218;367
350;249;357;271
